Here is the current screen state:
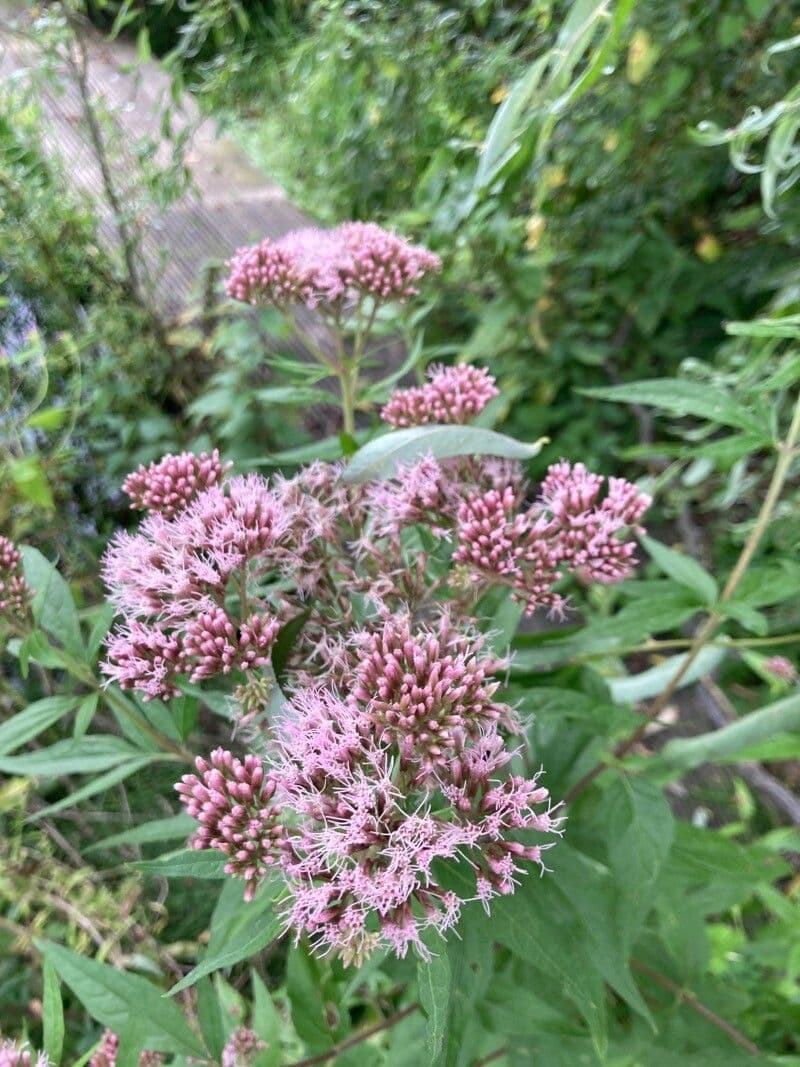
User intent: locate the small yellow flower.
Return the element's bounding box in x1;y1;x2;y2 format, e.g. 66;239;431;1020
491;83;510;105
695;234;724;262
542;165;567;189
627;28;658;85
525;213;546;250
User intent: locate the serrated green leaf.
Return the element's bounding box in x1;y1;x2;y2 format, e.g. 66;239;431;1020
132;848;227;880
0;696;81;755
36;941;205;1056
20;546;85;659
640;534;718;604
196;977;226;1060
605;777;673;954
169;879;282;994
579;379;766;434
0;736;150;776
342;425;547;483
88;813;196;854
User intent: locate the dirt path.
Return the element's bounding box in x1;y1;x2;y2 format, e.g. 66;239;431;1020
0;5;310;319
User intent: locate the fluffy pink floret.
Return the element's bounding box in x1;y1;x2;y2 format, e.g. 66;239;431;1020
184;607;280;681
122;449;231;518
0;1042;49;1067
176;748;285;902
382;364;498;427
225;223;440;308
268;688;559;961
348;612;514;777
221;1029;266;1067
102;621;184;701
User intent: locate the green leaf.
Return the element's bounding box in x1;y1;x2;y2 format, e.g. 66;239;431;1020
0;696;81;755
73;693;100;738
605;777;674;953
87;813;196;854
655;690;800;773
132;848;227;880
286;942;334;1051
8;456;55;508
579;379;766;434
42;959;65;1066
607;646;727;704
341;425;547;483
418;952;451;1065
168;879;283;994
36;941;206;1056
30;757;159;819
20;546;85;659
0;736;151;776
640;534;718;604
196;977;226;1060
251;970;285;1067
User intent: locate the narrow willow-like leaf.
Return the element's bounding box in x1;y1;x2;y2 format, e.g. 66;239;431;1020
36;941;205;1056
341;425;547;483
0;696;81;755
168;881;283;994
656;691;800;772
42;960;65;1066
418;952;451;1064
87;813;196;854
640;534;718;604
132;848;227;880
579;379;766;434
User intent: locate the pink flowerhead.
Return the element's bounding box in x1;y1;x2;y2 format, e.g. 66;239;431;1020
381;364;498;428
0;1043;48;1067
336;221;441;301
366;455;461;540
270;688;559;962
537;461;651;584
102;621;184;701
764;655;797;682
225;223;439;309
349;613;515;776
453;487;563;615
176;748;285;902
102;474;291;623
88;1032;162;1067
221;1029;266;1067
0;536;31;622
122;449;231;518
184;607;280;681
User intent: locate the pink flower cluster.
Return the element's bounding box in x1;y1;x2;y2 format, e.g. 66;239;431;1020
0;536;30;623
102;470;295;699
89;1032;162;1067
454;462;651;611
221;1029;266;1067
178;613;561;963
0;1043;48;1067
381;364;498;427
176;748;285;901
122;449;230;518
225;222;441;309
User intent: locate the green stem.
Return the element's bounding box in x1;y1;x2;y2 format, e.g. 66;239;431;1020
101;687;192;762
565;388;800;804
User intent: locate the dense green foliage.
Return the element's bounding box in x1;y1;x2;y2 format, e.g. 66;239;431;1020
1;1;799;1065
